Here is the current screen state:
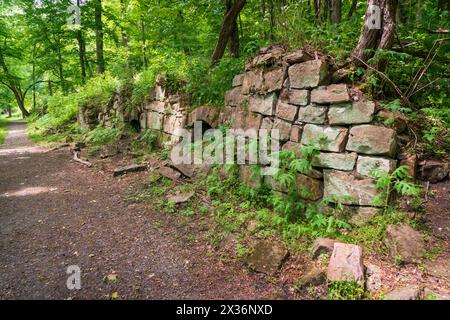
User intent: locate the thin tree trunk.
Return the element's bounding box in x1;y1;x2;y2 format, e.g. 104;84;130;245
331;0;342;24
94;0;105;74
347;0;358;18
76;0;86;84
7;105;11;117
140;17;149;69
32;62;36;112
416;0;423;21
76;30;86;84
48;80;53;96
314;0;321;18
56;45;66;93
438;0;450;11
353;0;398;65
211;0;246;66
226;0;240;57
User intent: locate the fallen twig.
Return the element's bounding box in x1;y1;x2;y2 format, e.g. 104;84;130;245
72;150;92;167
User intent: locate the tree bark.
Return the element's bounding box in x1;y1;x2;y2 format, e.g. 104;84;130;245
353;0;398;65
140;17;149;69
347;0;358;18
226;0;240;58
211;0;246;66
331;0;341;24
438;0;450;11
76;0;86;84
94;0;105;74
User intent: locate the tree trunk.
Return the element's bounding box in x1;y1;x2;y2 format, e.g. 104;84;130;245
76;0;86;84
438;0;450;11
32;62;36;112
416;0;423;21
353;0;398;65
331;0;341;24
211;0;246;66
226;0;240;57
7;105;11;118
48;80;53;96
57;45;66;93
94;0;105;74
347;0;358;18
140;17;149;69
314;0;321;18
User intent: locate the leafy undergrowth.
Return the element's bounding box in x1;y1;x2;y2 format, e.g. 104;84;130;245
125;163;420;259
0;116;8;144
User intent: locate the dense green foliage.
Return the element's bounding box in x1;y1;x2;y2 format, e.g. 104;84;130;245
0;1;448;137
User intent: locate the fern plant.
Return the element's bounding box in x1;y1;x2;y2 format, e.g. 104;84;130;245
370;165;422;211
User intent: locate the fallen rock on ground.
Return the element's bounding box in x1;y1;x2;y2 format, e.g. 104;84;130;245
327;243;364;283
169;163;195;178
420;160;449;183
113;164;147;177
311;238;341;259
384;286;422;300
295;266;326;290
166;191;194;204
245;240;289;275
384;224;425;264
365;263;382;292
158;166;181;181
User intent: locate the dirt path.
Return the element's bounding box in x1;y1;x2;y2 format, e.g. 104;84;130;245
0;121;283;299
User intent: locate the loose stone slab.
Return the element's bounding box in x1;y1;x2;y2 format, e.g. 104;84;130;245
311;238;342;259
289;60;327;89
249;93;277;116
281;89;309;106
349;207;379;226
297;104;326;124
324;170;380;206
365;263;382;292
296;267;326;289
301;124;348;152
346;125;397;157
328;100;375;125
166;191;194;204
113;164;148;177
312;152;357;171
356;156;397;177
282;49;312;65
311;84;350;104
158;166;181;181
276;101;298;122
384;286;422;300
245;240;289;275
385;224;425;264
327;243;364;283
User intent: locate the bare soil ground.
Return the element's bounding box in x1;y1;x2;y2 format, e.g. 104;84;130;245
0;121;448;300
0;121;288;299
